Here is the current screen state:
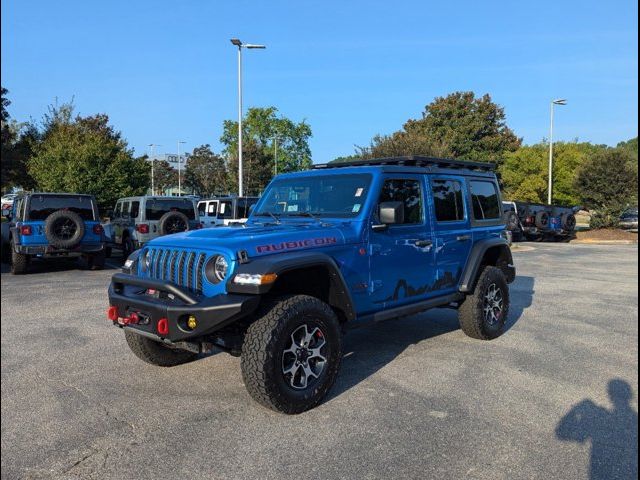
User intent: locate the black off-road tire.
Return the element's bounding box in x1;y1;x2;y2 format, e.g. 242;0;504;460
87;249;106;270
122;235;134;258
1;241;10;264
562;213;577;232
124;330;197;367
458;266;510;340
105;246;112;258
241;295;342;414
44;210;86;249
10;239;29;274
158;211;190;236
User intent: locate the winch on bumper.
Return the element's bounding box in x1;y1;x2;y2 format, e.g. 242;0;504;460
107;273;260;343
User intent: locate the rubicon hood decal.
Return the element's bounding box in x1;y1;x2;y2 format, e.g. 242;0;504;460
256;237;338;253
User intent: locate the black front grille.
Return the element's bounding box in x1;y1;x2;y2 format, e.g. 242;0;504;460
146;248;208;294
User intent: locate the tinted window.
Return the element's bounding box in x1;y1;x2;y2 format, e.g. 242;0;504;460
121;201;130;217
218;201;233;218
470;181;501;220
130;201;140;218
145;199;196;221
197;202;206;216
207;202;218;217
114;201;122;218
432;179;465;222
379;179;423;224
28;195;95;221
255;175;372;218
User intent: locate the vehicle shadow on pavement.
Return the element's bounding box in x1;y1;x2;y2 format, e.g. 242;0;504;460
0;257;121;275
556;379;638;480
505;275;535;333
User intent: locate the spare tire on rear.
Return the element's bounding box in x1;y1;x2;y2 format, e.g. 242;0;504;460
44;210;85;249
505;211;519;231
158;211;190;235
561;213;576;231
535;211;549;229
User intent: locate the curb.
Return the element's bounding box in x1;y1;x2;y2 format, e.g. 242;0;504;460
571;240;638;245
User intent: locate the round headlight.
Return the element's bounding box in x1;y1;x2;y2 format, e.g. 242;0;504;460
205;255;228;284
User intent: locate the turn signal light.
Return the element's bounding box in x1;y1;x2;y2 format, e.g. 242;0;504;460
187;315;197;330
157;318;169;336
107;306;118;321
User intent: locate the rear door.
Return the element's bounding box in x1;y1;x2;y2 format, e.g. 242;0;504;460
429;175;472;295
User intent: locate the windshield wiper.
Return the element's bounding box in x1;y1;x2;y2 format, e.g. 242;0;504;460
254;211;281;224
285;212;323;222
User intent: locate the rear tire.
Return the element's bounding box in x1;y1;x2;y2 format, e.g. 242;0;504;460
124;330;197;367
88;249;106;270
122;236;134;258
458;266;510;340
10;239;29;274
241;295;342;414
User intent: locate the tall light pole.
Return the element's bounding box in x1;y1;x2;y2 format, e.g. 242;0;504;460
177;140;186;196
548;99;567;205
230;38;266;197
273;135;280;176
148;143;161;195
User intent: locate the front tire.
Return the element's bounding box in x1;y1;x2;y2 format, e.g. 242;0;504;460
10;240;29;274
124;330;197;367
458;266;510;340
241;295;342;414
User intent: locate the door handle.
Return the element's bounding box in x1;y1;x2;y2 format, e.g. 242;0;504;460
414;240;432;247
456;235;471;242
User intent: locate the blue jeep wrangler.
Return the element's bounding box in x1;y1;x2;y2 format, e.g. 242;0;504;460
108;156;516;413
2;193;106;274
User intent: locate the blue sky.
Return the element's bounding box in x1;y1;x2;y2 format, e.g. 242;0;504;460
2;0;637;162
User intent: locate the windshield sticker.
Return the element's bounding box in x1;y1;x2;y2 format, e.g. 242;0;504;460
287;205;299;212
352;204;361;213
256;237;338;253
355;188;364;197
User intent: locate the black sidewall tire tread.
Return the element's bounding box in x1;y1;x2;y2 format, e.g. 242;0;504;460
124;330;197;367
458;266;510;340
44;210;86;249
10;240;29;274
158;211;190;236
89;249;106;270
241;295;342;414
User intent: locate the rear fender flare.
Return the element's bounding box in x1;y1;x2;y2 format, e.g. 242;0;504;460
459;238;514;293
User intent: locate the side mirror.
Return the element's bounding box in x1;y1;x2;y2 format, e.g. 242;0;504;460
373;201;404;231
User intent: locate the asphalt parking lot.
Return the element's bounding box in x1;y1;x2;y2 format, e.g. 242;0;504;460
1;243;638;480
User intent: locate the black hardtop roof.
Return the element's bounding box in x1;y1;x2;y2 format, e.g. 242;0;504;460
313;155;496;173
19;192;95;198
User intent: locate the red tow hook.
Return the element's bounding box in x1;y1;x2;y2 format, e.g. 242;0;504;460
107;306;118;321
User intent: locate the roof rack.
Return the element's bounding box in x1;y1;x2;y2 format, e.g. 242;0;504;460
313;155;496;172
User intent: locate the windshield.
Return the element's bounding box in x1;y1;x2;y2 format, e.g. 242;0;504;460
28;195;96;221
145;199;196;221
254;174;372;219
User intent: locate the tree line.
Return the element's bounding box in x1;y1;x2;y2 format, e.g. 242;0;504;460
332;91;638;227
1;87;637;226
1;87;312;211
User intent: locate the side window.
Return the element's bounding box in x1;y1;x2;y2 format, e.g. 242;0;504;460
432;179;465;222
236;198;248;218
122;201;131;218
130;201;140;219
207;202;218;217
114;201;122;218
378;179;423;224
197;202;206;216
470;181;501;220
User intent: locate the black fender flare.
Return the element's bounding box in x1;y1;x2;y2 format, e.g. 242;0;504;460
227;251;356;321
458;237;515;293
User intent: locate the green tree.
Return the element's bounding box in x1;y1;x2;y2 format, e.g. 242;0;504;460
500;141;605;205
575;149;638;228
1;87;37;190
152;160;177;195
616;137;638;164
359;92;521;163
184;145;227;196
27;103;150;211
221;107;313;194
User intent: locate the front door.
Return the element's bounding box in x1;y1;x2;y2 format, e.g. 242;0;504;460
429;175;473;294
368;175;436;310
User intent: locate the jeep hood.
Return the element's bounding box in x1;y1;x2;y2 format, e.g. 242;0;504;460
146;222;359;257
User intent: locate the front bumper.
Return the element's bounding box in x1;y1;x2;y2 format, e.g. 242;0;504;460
108;273;260;342
15;243;104;256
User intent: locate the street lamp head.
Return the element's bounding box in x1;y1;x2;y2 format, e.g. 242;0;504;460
230;38;242;47
245;44;266;49
553;99;567;105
